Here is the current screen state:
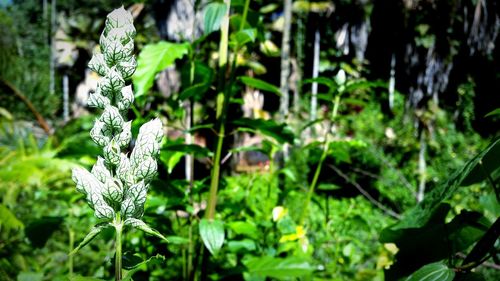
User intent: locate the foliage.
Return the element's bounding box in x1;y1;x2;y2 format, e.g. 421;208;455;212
0;1;498;281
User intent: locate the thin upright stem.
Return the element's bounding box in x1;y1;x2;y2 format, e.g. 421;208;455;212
299;95;340;225
206;0;232;220
114;213;123;281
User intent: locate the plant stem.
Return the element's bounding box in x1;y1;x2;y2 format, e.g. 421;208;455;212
114;213;123;281
299;95;340;225
206;0;231;220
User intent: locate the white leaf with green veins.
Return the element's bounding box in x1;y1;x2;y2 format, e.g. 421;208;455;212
91;157;112;183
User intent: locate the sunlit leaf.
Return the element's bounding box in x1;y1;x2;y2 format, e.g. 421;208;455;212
204;2;227;34
133;41;189;97
199;218;225;256
239;76;281;96
244;256;314;279
405;262;454;281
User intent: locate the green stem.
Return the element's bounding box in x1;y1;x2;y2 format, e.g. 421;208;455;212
206;0;232;220
299;95;341;225
68;226;74;277
239;0;251;31
114;213;123;281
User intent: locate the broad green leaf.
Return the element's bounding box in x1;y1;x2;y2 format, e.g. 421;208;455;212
165;236;190;245
228;239;257;253
244;256;314;279
233;118;295;144
204;2;227;34
230;28;257;47
485;108;500;118
381;208;488;279
405;262;455;281
179;62;214;101
122;254;165;281
17;272;43;281
159;148;185;174
133;41;189;97
0;204;23;233
69;222;111;256
199;218;225;256
227;221;259;239
239;76;281;96
461;137;500;186
122;252;144;270
125;218;168;242
392;138;500;230
462;216;500;267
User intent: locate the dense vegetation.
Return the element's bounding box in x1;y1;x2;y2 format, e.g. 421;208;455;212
0;1;499;280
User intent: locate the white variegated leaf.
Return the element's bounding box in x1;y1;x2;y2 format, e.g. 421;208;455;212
125;181;148;207
91;157;111;183
100;68;125;95
117;85;135;110
105;6;134;31
116;154;134;186
88;53;109;77
103;140;121;166
117;56;137;81
102;178;124;210
87;91;110;109
138;118;163;143
115;121;132;148
104;40;128;66
133;156;157;182
100;105;124;130
121;197;136;218
106;27;130;45
90;119;111;147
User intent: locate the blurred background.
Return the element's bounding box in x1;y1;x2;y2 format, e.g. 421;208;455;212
0;0;499;280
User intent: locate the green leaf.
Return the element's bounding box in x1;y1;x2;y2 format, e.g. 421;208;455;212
165;236;190;245
199;218;225;256
204;2;227;34
25;216;64;248
125;218;168;242
227;239;257;253
122;252;144;270
233;118;295;144
17;272;43;281
462;216;500;267
239;76;281;96
159;149;185;174
69;222;111;256
179;62;214;101
227;221;259;239
133;41;189;97
392;138;500;230
0;204;23;233
244;256;314;279
230;28;257;47
405;262;455;281
122;254;165;281
484;108;500;118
